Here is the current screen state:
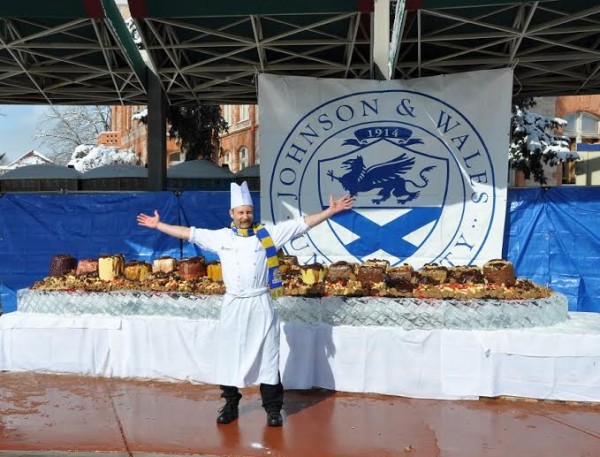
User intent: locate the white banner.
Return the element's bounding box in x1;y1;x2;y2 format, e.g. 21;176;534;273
259;69;512;268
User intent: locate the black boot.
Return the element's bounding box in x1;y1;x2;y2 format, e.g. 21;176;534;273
266;410;283;427
217;398;240;424
217;385;241;425
261;379;284;427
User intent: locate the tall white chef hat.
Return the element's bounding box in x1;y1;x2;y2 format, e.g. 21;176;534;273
230;181;254;209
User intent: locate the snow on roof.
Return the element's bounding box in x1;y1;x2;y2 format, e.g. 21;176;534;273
167;159;235;179
236;164;260;177
81;164;148;179
6;150;54;168
0;163;82;180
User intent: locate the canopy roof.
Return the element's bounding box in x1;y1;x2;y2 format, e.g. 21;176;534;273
129;0;374;105
0;0;597;106
395;0;600;97
0;164;82;179
236;164;260;178
80;164;148;178
0;0;146;105
167;159;235;179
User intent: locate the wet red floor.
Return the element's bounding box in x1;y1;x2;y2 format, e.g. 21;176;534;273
0;372;598;456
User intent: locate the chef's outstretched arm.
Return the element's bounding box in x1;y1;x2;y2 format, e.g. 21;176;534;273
137;210;191;240
304;194;354;228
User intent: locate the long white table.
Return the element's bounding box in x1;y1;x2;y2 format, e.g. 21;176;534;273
1;310;599;402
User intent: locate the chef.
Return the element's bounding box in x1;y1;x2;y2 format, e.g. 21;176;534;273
137;181;353;427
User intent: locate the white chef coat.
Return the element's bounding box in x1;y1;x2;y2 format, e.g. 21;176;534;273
189;217;310;387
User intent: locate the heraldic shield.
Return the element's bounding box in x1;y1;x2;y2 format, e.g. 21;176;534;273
317;135;449;265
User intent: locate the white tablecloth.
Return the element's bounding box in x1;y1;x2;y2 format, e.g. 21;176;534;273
1;311;599;401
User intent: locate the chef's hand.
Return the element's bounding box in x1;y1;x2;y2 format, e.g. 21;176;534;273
328;194;355;216
137;210;160;229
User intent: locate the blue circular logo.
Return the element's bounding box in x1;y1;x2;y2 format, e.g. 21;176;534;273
269;90;496;268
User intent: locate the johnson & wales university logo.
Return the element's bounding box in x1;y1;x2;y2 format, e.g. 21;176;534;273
268;90;497;268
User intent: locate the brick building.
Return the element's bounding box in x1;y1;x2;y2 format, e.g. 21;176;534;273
100;104;258;171
219;104;259;172
99;105;181;167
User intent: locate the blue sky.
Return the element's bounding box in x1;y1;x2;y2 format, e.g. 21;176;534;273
0;105;53;163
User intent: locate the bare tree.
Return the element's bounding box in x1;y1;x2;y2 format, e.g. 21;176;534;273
34;106;111;164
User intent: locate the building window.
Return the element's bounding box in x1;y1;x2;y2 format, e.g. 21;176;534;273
564;111;600;140
239;146;249;169
222;105;233;126
223;151;231;170
581;113;599;135
239;105;250;122
563;113;578;135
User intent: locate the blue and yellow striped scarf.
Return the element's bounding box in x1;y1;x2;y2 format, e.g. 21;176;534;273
231;223;283;299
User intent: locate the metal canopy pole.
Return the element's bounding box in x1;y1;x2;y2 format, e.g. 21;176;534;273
373;0;391;80
147;70;167;191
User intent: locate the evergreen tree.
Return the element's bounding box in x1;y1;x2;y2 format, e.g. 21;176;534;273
509;97;576;185
167;105;229;160
135;105;229;162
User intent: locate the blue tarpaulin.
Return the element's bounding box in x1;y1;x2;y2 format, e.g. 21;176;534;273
178;191;260;262
0;192;180;312
503;187;600;312
1;188;599;313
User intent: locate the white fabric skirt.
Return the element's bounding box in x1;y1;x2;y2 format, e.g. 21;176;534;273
215;293;281;387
